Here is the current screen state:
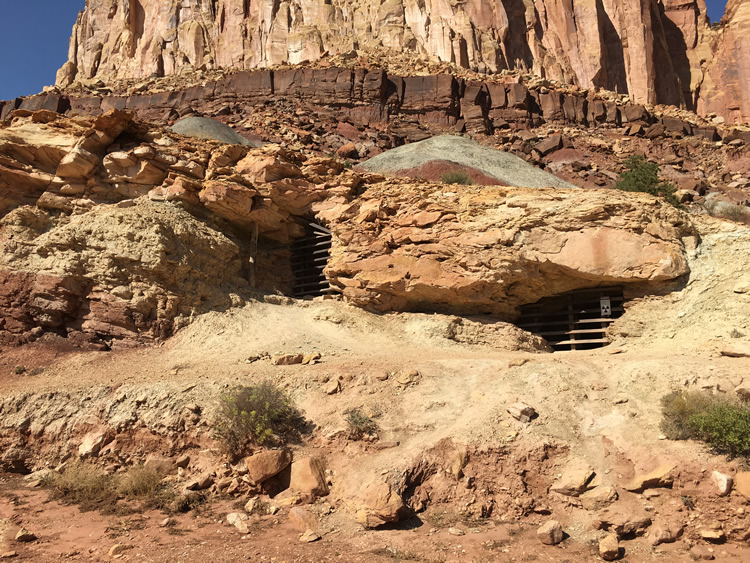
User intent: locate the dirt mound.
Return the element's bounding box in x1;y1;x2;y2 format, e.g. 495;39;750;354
357;135;578;189
170;116;259;146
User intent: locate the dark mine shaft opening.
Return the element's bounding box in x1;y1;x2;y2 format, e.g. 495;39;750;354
290;221;336;298
516;286;625;351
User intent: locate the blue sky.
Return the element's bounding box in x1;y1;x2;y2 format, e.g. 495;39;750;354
706;0;729;22
0;0;731;102
0;0;85;100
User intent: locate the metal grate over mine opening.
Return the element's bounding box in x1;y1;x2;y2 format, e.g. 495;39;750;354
516;287;625;351
291;221;336;298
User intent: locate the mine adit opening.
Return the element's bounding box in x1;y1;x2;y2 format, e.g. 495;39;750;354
517;286;625;351
290;220;337;298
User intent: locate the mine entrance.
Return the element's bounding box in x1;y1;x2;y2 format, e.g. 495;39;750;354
291;221;335;298
516;287;625;351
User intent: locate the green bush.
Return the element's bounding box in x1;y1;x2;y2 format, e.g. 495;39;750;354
441;171;474;185
660;390;750;458
615;155;681;207
345;408;379;440
213;381;304;456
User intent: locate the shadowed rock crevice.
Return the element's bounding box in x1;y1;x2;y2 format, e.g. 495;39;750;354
596;0;628;96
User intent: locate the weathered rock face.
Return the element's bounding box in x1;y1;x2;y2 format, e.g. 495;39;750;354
696;0;750;124
0;110;694;344
55;0;747;123
318;183;693;316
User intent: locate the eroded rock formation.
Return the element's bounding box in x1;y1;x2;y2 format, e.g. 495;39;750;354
0;109;695;345
55;0;748;123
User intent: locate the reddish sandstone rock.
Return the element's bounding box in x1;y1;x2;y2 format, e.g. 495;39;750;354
349;477;406;529
244;450;293;485
54;1;744;123
289;457;329;501
697;0;750;124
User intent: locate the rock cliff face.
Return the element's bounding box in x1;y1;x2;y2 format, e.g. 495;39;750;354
55;0;748;123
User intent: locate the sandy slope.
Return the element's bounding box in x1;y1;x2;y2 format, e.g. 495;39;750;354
1;215;750;560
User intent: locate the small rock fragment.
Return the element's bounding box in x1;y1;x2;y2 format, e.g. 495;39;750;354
109;544;132;556
0;552;18;559
289;507;318;533
14;529;36;543
550;459;595;497
507;402;536;423
599;534;620;561
710;471;733;496
689;545;715;560
700;528;725;542
244;449;293;485
537;520;564;545
323;379;341;395
650;521;684;546
302;352;322;365
299;530;321;543
396;369;421;386
580;486;618;510
184;472;214;491
227;512;249;533
623;464;675;492
448;527;465;536
593;507;651;537
272;354;304;366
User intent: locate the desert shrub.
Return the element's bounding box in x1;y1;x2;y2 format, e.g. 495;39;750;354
117;465;163;498
704;199;749;223
14;365;26;375
213;381;303;456
42;461;117;509
660;390;750;458
441;171;474;185
171;491;208;514
615;155;681;207
345;408;379;440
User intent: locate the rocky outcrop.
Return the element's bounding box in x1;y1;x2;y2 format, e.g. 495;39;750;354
11;67;747;148
0;110;694;344
54;0;747;124
318;182;693;316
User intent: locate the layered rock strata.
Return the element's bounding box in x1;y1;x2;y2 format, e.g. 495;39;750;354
54;0;749;124
5;68;745;146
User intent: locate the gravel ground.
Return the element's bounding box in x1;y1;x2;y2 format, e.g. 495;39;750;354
170;116;260;146
359;135;578;189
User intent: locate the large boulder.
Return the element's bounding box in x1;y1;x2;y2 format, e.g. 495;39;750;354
321;182;693;317
289;457;329;501
244;449;293;485
349;477;406;529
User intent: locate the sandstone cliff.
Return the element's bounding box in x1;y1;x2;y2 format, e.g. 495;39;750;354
55;0;748;123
